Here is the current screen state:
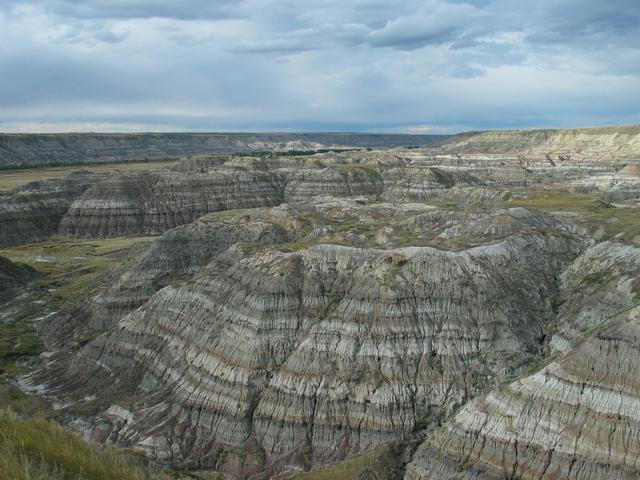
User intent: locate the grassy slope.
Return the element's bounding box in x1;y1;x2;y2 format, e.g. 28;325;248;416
0;410;175;480
506;191;640;241
0;160;176;191
0;237;156;422
0;236;179;480
276;446;399;480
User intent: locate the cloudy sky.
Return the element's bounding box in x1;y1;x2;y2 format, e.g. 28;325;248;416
1;0;639;133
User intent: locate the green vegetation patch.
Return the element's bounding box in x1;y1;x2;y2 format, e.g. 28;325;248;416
0;236;156;304
585;206;640;242
0;410;174;480
0;320;43;375
506;191;605;212
277;446;398;480
0;160;177;191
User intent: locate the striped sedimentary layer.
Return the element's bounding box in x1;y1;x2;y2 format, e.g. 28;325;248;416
382;167;477;201
406;306;640;480
550;241;640;352
283;165;384;202
406;241;640;480
0;171;97;247
58;170;284;238
68;233;582;472
87;214;290;331
440;125;640;161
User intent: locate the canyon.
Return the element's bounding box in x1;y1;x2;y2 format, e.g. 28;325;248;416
0;126;639;479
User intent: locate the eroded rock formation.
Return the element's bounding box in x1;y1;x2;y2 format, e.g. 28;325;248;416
0;171;97;247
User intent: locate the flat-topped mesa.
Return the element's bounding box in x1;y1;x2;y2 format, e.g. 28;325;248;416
58;169;285;238
62;232;582;473
55;164;386;240
0;132;448;168
0;171;98;247
440;125;640;162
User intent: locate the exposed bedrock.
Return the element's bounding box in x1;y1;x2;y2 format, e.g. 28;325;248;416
382;167;478;201
0;171;97;247
440;125;640;162
406;241;640;480
437;206;578;241
283;165;384;202
406;305;640;480
61;233;583;473
0;132;447;168
58;170;285;238
549;241;640;352
86;215;290;332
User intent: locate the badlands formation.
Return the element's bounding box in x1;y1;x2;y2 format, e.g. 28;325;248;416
1;126;640;479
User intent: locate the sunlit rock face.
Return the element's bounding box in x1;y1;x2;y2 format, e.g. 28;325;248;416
283;165;384;202
440;126;640;162
5;130;640;479
406;241;640;480
64;232;582;471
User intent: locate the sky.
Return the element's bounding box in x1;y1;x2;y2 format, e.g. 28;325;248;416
1;0;639;134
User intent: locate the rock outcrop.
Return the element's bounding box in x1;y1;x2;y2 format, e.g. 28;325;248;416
0;171;98;247
58;170;284;238
4;131;640;479
441;125;640;162
60;231;582;473
406;241;640;480
86;213;290;331
0;255;36;302
382;167;476;201
283;165;383;202
0;133;447;168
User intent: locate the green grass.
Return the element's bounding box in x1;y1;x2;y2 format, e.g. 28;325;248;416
0;161;177;191
0;236;157;413
277;446;397;480
506;191;604;211
0;410;173;480
586;206;640;241
0;321;43;375
0;236;156;304
506;191;640;242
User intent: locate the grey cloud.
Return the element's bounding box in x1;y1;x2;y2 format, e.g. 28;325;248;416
1;0;639;133
2;0;241;20
367;1;480;49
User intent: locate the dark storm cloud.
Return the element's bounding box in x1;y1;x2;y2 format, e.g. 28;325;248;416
0;0;639;133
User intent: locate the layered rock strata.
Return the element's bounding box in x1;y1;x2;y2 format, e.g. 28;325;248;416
58;170;284;238
440;125;640;162
64;232;583;472
407;305;640;480
0;171;97;247
87;214;290;331
406;241;640;480
0;133;446;168
283;165;383;202
0;255;36;301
